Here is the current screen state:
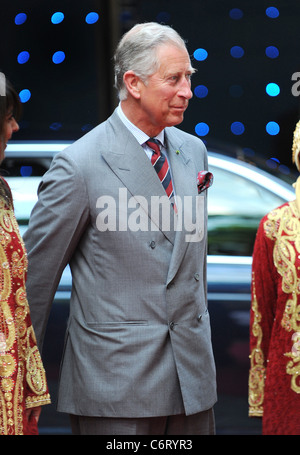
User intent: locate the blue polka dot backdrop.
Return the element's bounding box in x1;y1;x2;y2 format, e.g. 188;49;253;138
1;0;300;167
140;0;300;169
0;1;113;140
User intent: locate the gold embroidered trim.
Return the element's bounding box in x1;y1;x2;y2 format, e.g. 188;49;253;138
264;202;300;394
26;393;51;409
0;205;50;434
26;343;48;396
249;273;265;416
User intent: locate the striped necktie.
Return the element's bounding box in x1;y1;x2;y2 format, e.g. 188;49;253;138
147;138;174;202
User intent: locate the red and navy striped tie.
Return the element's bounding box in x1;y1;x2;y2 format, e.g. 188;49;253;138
147;138;175;202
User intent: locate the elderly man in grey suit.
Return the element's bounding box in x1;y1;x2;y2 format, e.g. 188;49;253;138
24;22;217;435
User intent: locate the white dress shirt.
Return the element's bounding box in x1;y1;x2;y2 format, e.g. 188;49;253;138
116;103;165;159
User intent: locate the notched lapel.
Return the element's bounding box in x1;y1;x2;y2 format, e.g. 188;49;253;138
164;131;200;284
102;119;176;244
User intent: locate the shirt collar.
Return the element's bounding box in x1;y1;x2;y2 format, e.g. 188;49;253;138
117;103;165;147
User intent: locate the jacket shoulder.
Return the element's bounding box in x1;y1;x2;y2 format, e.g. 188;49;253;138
59;110;123;162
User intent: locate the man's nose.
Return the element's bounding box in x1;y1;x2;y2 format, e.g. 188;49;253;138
178;78;193;99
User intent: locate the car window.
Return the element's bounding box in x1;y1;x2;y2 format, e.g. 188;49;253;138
6;176;40;224
2;157;51;177
207;165;289;256
0;156;51;230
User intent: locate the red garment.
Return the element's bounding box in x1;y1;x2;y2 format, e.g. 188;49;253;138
249;201;300;435
24;415;39;435
0;184;50;435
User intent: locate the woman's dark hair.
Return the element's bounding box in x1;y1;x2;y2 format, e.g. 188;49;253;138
0;77;22;206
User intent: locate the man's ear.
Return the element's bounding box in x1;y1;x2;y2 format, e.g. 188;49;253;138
123;71;142;99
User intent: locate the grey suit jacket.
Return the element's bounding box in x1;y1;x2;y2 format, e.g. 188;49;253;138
24;109;217;418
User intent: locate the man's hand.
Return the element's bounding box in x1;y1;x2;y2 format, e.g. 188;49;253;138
26;406;42;424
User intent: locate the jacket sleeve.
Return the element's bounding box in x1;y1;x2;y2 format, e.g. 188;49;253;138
23;150;90;350
248;216;277;417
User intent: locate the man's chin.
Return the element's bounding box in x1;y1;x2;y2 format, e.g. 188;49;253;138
170;113;185;126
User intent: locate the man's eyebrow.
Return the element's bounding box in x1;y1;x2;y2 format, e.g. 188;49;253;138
165;68;195;77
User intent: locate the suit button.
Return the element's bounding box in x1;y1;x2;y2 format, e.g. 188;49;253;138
194;273;200;281
197;314;202;322
150;240;156;249
169;321;176;330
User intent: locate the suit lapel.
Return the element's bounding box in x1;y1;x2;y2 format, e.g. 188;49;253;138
102;113;176;244
101;112;201;277
164;129;199;285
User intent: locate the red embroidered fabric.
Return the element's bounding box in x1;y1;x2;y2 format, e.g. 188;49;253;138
0;180;50;435
249;201;300;435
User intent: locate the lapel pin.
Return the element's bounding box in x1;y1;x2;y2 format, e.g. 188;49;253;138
175;150;180;155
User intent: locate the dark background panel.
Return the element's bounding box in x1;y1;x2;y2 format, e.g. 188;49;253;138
1;0;300;170
0;0;118;140
139;0;300;169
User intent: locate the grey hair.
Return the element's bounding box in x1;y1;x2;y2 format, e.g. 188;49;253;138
114;22;190;101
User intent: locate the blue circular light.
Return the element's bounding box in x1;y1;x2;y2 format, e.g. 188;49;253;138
19;89;31;103
195;122;209;136
51;12;64;24
278;164;290;175
194;85;208;98
229;8;243;20
266;121;280;135
20;166;32;177
50;122;63;131
85;12;99;24
17;51;30;64
265;45;279;58
231;121;245;135
15;13;27;25
266;82;280;97
266;7;279;18
52;51;65;64
266;158;278;169
193;48;208;61
230;46;244;58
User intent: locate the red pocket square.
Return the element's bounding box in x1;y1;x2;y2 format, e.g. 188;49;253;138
197;171;213;194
